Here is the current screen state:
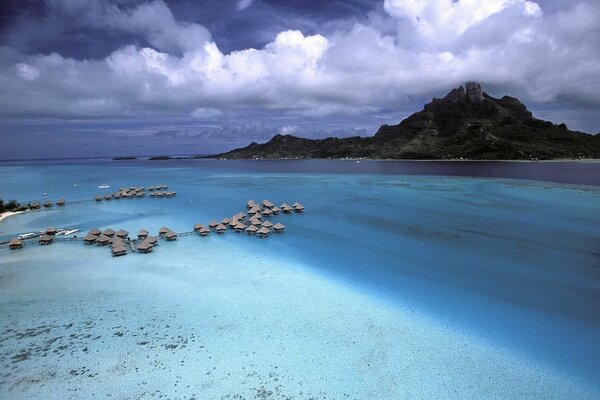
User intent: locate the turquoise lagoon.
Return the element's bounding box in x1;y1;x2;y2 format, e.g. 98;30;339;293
0;160;599;399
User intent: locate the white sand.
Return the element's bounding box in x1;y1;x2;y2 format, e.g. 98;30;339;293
0;210;25;223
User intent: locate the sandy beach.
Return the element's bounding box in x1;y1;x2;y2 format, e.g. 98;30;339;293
0;210;25;223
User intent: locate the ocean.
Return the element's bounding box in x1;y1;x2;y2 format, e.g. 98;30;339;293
1;159;599;399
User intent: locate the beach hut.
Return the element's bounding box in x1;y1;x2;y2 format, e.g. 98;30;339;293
38;234;53;245
137;229;149;239
96;235;110;246
199;227;210;236
8;238;23;250
83;234;97;244
273;222;285;233
137;240;153;253
262;199;274;209
193;223;203;232
280;203;292;213
43;200;52;208
293;202;305;213
30;201;41;209
221;217;231;225
103;228;116;237
165;230;177;241
46;227;57;235
257;227;271;238
116;229;129;238
261;221;274;228
111;241;127;257
208;220;219;229
271;206;280;215
234;222;246;233
57;199;65;206
216;224;227;234
158;226;170;236
245;225;258;235
88;228;102;236
95;195;102;202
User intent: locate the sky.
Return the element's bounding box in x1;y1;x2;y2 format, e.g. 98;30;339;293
0;0;599;159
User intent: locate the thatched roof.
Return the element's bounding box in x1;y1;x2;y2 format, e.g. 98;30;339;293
57;199;65;205
146;235;158;244
116;229;129;238
246;225;258;233
293;202;304;209
271;207;280;214
199;227;210;235
228;219;238;227
83;234;97;242
88;228;102;236
234;212;246;220
8;238;23;247
137;240;153;252
38;234;53;243
257;227;271;235
280;203;291;209
262;208;273;216
234;222;246;230
110;236;122;245
103;228;116;237
221;217;231;225
95;195;102;201
43;200;52;207
165;230;177;239
96;235;110;244
209;220;219;228
30;201;40;208
193;223;203;231
216;223;227;232
261;221;273;228
138;229;149;237
247;200;256;207
250;218;262;226
262;199;274;208
158;226;170;235
248;206;260;214
46;227;57;235
111;241;127;255
273;222;285;231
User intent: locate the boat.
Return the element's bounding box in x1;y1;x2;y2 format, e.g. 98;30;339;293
64;229;79;235
56;230;67;235
42;192;48;196
18;233;36;240
98;183;110;189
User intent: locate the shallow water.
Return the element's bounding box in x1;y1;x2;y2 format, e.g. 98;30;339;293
1;160;599;399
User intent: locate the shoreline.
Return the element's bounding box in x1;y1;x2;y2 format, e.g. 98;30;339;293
0;210;26;223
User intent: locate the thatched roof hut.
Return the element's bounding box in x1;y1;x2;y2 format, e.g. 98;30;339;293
262;208;273;216
234;222;246;232
257;227;271;237
247;200;256;209
221;217;231;225
209;220;219;229
83;234;97;244
30;201;41;209
248;206;260;215
43;200;52;208
249;218;262;226
165;230;177;241
88;228;102;236
110;236;122;245
199;227;210;236
262;199;274;208
116;229;129;238
46;226;57;235
137;240;153;253
103;228;116;237
245;225;258;235
293;202;305;212
158;226;170;235
273;222;285;232
234;212;246;220
193;223;203;232
9;238;23;249
228;219;238;228
96;235;110;245
103;194;112;200
111;241;127;256
271;206;280;215
57;199;65;206
38;234;53;245
216;224;227;234
280;203;292;213
95;195;102;202
138;229;149;239
261;221;273;228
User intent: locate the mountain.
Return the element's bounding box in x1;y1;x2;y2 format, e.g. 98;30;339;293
215;83;600;160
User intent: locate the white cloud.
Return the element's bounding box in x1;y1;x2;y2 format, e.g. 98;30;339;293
237;0;255;11
1;0;599;126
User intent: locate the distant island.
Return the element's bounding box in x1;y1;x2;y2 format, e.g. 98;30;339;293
112;156;137;160
215;82;600;160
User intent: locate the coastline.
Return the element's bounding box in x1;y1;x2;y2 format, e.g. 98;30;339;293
0;210;25;223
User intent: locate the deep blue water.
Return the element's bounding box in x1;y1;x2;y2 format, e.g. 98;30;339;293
0;159;599;399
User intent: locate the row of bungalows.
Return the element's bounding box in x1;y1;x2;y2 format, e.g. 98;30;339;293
158;226;177;241
193;224;211;236
149;191;176;198
147;185;168;191
39;199;66;208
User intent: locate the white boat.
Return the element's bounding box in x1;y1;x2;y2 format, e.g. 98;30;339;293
98;183;110;189
64;229;79;235
56;230;67;235
18;232;36;240
42;192;48;196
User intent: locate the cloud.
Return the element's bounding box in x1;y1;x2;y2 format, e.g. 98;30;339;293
236;0;255;11
0;0;599;132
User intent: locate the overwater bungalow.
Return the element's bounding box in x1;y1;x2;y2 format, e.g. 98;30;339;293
221;217;231;225
138;229;149;239
30;201;41;209
145;235;158;244
248;206;260;215
209;220;219;229
38;234;54;245
216;224;227;234
193;223;203;232
262;208;273;216
199;227;210;236
234;222;246;232
234;212;246;220
273;222;285;233
103;228;116;237
46;227;57;235
228;219;238;228
137;240;153;253
262;221;274;228
250;218;262;226
96;235;110;246
95;195;102;202
8;238;23;250
271;206;280;215
245;225;258;235
158;226;170;236
257;227;271;238
83;234;97;244
165;230;177;241
43;200;52;208
111;241;127;257
247;200;256;209
148;186;155;191
116;229;129;238
110;236;122;245
88;228;102;236
103;195;112;201
280;203;292;213
262;199;274;209
293;202;305;213
57;199;65;206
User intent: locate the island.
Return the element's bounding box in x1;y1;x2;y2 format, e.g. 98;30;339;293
215;83;600;160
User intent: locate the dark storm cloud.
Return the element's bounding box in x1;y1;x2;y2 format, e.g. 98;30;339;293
0;0;599;159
